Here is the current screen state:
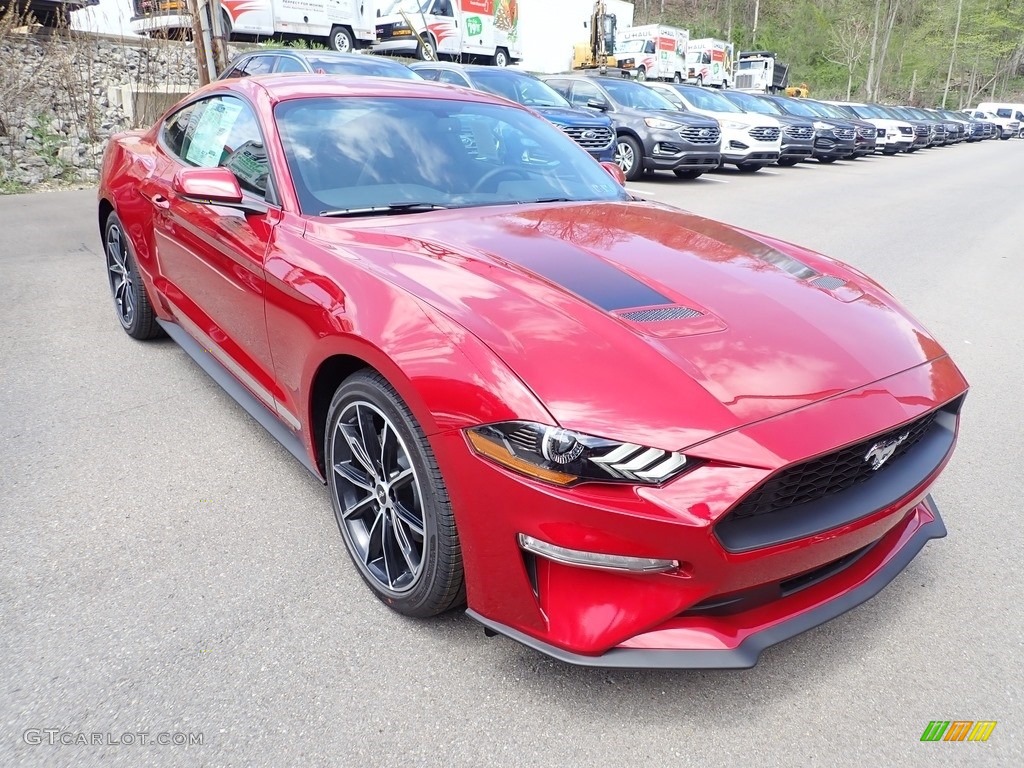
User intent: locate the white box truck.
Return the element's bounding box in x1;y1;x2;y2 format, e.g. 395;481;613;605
129;0;376;51
686;38;734;88
613;24;688;82
373;0;523;66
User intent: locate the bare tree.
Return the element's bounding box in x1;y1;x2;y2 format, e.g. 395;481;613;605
826;16;871;100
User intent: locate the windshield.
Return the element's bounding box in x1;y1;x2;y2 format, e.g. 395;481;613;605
276;97;628;216
775;98;819;118
471;70;570;108
616;40;648;54
721;91;779;115
737;60;764;70
305;55;421;80
602;79;676;110
803;101;840;118
385;1;432;13
850;105;882;119
677;86;742;112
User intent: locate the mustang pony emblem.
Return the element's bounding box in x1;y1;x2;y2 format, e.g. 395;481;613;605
865;432;910;471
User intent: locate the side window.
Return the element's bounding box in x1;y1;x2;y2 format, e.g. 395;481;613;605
569;80;605;109
414;67;441;81
433;0;453;16
645;41;655;54
274;56;307;73
438;70;470;86
996;108;1011;118
164;96;271;197
241;56;275;76
544;79;570;98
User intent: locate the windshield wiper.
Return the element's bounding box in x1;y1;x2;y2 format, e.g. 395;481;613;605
520;197;576;204
319;202;448;217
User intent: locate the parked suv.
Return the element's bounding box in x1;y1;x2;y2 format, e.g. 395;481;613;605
825;102;914;155
762;95;857;163
647;83;782;172
964;109;1020;139
410;63;615;162
542;75;722;181
719;89;814;166
802;100;878;157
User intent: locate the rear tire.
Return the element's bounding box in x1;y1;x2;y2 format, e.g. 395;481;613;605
672;169;704;179
103;212;163;340
325;370;464;618
328;26;354;53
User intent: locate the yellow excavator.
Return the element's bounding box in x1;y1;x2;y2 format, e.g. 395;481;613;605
572;1;626;75
785;83;811;98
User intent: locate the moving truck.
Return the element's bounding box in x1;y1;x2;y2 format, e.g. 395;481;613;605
129;0;376;51
373;0;523;66
613;24;688;82
686;38;733;88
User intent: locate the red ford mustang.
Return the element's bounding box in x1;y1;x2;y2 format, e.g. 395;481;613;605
98;75;968;668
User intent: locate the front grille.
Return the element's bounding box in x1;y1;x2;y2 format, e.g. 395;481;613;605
618;306;702;323
748;126;780;142
899;126;913;135
679;125;721;144
857;126;876;138
914;125;929;136
834;127;856;141
784;125;814;140
562;125;614;149
735;73;754;89
729;411;939;520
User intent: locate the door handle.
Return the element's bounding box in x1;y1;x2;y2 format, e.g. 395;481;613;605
148;194;171;209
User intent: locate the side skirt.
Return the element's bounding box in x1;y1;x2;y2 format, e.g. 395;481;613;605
157;319;322;480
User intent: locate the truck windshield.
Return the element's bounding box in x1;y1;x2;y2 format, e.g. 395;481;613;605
617;40;648;54
737;60;765;70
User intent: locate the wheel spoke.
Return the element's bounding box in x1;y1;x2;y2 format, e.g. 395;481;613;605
341;493;376;521
393;499;424;537
380;518;393;586
391;512;419;574
389;466;414;489
338;422;377;479
365;509;384;566
333;460;374;493
356;405;384;475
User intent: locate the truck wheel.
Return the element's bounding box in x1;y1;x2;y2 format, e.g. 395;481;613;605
329;26;354;53
696;75;703;87
493;48;510;67
416;34;437;61
636;66;647;82
614;135;643;181
673;169;703;179
673;72;682;83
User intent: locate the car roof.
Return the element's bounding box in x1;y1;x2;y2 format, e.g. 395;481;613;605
233;48;371;61
213;73;522;106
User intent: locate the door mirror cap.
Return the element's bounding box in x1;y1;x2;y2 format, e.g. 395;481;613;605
600;161;626;186
586;98;608;111
172;167;267;214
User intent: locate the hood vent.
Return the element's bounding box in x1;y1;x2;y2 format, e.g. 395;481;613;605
619;306;703;323
810;275;847;290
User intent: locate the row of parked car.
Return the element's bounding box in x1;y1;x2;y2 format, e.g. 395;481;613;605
222;48;1021;183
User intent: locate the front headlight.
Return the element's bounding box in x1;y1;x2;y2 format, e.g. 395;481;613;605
644;117;683;130
466;421;697;486
721;120;748;130
813;120;830;131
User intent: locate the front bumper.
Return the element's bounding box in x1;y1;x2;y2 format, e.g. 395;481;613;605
372;37;419;56
436;357;966;668
470;497;946;668
813;135;857;158
641;131;721;171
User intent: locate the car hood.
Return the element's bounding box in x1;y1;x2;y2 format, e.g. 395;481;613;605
306;201;948;451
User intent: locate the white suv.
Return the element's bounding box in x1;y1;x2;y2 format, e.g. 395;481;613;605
646;82;781;172
966;108;1020;140
825;101;914;154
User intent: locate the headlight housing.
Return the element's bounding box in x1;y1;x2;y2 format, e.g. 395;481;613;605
812;120;831;131
467;421;697;486
644;117;683;130
721;120;748;130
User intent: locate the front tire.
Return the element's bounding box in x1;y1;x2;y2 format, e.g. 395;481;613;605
777;157;800;166
636;66;647;82
673;169;704;179
614;135;643;181
415;34;437;61
493;47;509;67
817;155;837;164
325;371;464;618
329;26;354;52
736;162;762;172
103;212;162;340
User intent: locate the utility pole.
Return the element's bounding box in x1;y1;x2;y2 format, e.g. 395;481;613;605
752;0;760;48
909;69;917;104
942;0;964;108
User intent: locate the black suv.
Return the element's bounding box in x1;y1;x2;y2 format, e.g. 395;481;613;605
542;75;722;181
762;95;858;163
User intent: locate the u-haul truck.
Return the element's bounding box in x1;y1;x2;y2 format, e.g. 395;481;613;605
613;24;688;82
129;0;376;51
373;0;523;66
686;38;734;88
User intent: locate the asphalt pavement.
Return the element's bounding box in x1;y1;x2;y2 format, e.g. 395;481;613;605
2;141;1022;767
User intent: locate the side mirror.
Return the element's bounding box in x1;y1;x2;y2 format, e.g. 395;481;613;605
600;161;626;186
587;98;608;111
173;167;267;214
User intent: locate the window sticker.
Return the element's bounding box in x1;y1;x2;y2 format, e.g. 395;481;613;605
185;99;245;167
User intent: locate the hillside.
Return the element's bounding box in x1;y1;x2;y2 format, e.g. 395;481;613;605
634;0;1024;106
